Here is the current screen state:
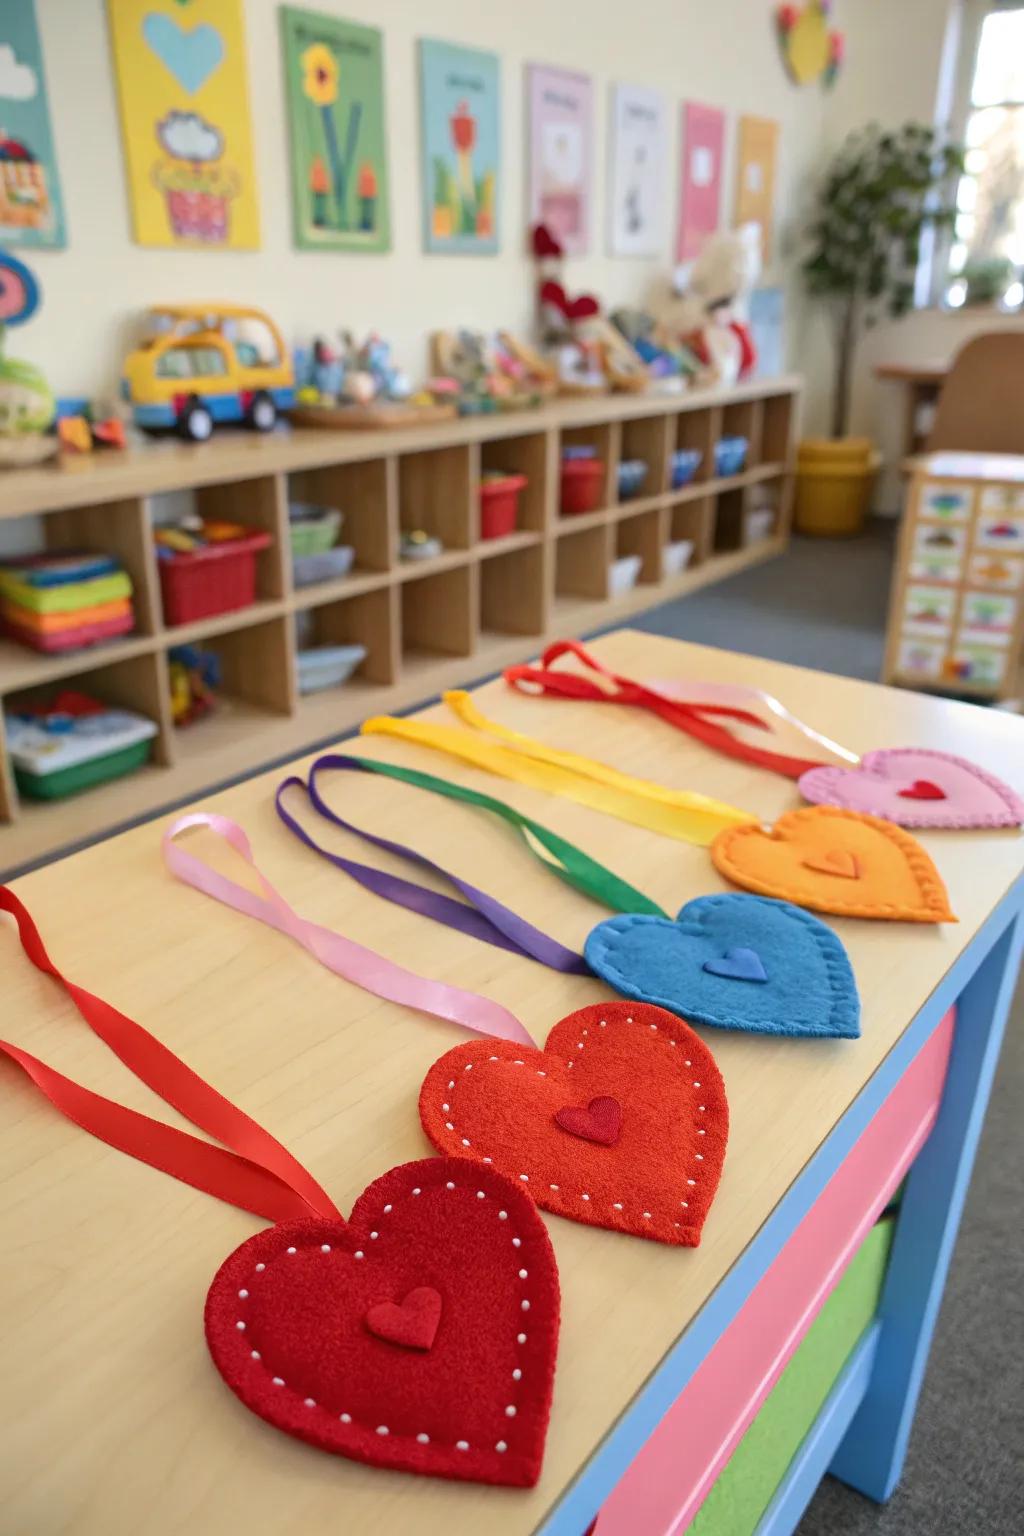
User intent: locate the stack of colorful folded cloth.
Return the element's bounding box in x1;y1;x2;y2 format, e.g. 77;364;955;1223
0;551;135;653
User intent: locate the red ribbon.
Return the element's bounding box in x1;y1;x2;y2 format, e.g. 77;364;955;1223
504;640;825;780
0;887;341;1226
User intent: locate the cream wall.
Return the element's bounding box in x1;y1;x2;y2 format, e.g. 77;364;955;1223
20;0;833;401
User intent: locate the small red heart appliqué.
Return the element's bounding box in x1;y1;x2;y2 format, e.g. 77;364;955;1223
898;779;947;801
365;1287;443;1352
554;1095;623;1146
205;1158;559;1487
419;1001;729;1246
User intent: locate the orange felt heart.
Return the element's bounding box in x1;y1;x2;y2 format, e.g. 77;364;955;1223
419;1001;729;1247
710;806;955;923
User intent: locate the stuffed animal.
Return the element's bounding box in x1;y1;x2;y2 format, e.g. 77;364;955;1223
653;224;762;386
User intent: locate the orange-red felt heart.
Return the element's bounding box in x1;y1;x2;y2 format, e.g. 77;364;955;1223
365;1287;443;1352
419;1002;729;1247
555;1095;623;1146
205;1158;559;1487
898;780;947;801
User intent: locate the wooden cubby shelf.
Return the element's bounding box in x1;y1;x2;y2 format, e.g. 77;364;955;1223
0;375;799;876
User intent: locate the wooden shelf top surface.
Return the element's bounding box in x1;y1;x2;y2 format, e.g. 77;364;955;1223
3;626;1023;1536
0;377;801;520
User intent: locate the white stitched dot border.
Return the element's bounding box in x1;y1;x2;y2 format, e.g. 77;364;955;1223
434;1014;711;1229
233;1178;532;1458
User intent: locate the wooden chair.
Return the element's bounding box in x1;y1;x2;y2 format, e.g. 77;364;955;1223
926;331;1024;452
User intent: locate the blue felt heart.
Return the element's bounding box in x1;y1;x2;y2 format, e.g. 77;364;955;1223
142;14;224;95
703;946;768;984
584;893;860;1039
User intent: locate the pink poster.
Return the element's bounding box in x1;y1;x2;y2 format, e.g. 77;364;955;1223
527;64;593;254
677;101;725;262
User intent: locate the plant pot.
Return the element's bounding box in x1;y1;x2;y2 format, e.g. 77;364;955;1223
794;437;881;537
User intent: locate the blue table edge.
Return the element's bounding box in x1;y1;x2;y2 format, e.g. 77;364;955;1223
536;873;1024;1536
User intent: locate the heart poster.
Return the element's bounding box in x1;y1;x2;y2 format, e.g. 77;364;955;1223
107;0;260;249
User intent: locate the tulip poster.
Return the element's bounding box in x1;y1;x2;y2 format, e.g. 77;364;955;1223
0;0;67;248
419;38;500;254
107;0;260;249
280;7;390;252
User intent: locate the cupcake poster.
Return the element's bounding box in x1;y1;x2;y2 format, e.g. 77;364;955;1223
419;39;500;254
281;7;390;253
0;0;67;248
107;0;260;249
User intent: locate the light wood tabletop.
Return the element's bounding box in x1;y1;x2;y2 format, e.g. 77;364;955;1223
3;628;1023;1536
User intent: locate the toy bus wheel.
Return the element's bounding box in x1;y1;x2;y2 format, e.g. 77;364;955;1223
248;391;277;432
178;400;214;442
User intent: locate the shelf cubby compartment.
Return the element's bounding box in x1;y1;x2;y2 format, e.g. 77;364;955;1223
667;496;715;571
295;584;398;691
287;458;395;585
559;421;617;514
0;710;18;824
744;480;783;546
480;544;548;638
177;615;296;730
555;522;612;601
720;399;761;467
42;495;160;637
5;647;173;779
194;474;289;601
399;445;472;551
618;415;671;501
400;562;475;669
615;508;664;585
674;405;720;486
762;392;796;465
478;433;553;538
714;486;748;553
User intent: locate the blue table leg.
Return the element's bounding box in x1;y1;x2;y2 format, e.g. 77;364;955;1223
829;911;1024;1503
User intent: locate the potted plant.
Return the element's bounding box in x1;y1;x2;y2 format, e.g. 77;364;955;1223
796;122;963;535
961;255;1014;307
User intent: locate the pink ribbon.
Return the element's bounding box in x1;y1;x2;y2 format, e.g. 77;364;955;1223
162;813;537;1047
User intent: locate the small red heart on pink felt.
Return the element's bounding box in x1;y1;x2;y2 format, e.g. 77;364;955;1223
365;1286;442;1351
554;1096;623;1146
205;1158;559;1486
898;780;947;802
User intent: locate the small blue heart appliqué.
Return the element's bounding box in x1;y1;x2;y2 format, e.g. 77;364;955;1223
584;893;860;1039
703;946;769;984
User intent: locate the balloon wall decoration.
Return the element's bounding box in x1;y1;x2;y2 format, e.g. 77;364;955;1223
776;2;844;87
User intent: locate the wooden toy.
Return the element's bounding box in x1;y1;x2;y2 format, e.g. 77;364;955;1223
291;330;458;431
121;304;295;441
430;329;553;413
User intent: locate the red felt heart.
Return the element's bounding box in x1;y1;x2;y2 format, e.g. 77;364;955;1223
540;279;570;315
555;1095;623;1146
532;222;563;258
365;1287;443;1352
802;848;861;879
897;779;947;802
419;1002;729;1246
205;1158;559;1487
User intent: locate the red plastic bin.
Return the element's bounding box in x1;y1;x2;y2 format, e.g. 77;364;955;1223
560;458;605;516
480;473;528;540
158;531;271;626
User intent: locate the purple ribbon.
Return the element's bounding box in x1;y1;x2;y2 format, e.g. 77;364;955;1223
275;754;590;975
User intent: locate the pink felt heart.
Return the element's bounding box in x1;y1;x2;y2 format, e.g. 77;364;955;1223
799;749;1024;830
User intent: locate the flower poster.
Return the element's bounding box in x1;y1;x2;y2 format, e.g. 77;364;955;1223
419;38;500;254
676;101;724;263
280;7;390;253
527;64;592;255
608;82;667;257
0;0;66;248
106;0;260;249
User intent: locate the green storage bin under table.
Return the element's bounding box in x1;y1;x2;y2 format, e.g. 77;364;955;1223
690;1215;896;1536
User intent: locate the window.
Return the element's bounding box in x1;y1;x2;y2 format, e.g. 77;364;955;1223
945;1;1024;309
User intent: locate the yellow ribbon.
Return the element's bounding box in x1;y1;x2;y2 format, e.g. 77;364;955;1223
361;691;758;846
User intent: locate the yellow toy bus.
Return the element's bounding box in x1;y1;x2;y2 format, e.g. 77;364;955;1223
121;304;294;441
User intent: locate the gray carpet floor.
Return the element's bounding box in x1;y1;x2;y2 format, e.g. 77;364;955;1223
613;526;1024;1535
